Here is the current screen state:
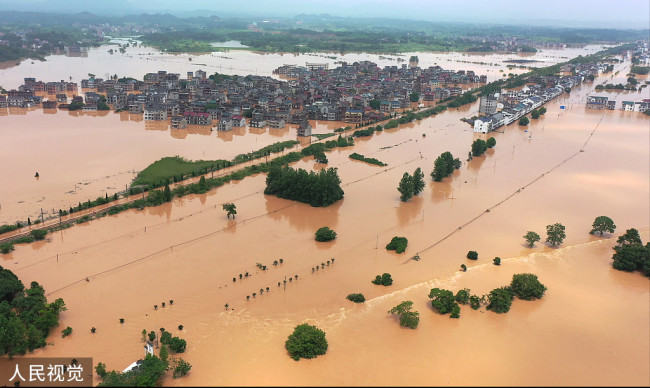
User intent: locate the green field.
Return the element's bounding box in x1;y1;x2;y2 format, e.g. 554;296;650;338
132;140;299;188
132;156;230;188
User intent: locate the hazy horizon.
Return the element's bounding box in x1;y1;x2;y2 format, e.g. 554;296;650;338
0;0;649;29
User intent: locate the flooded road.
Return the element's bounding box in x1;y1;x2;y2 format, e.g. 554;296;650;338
1;49;648;386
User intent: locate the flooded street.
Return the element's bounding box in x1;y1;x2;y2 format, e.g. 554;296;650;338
1;46;648;386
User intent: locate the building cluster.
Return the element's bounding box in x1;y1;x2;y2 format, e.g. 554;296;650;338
473;75;582;133
560;62;601;77
585;95;650;112
1;61;487;136
460;35;542;52
273;60;485;122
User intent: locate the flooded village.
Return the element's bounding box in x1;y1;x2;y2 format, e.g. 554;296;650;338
0;28;649;387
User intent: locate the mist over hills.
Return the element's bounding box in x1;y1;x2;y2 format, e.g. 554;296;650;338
0;0;648;29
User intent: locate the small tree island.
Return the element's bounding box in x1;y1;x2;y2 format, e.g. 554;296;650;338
285;324;328;361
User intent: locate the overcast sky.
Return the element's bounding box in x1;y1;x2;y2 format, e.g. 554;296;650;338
0;0;648;29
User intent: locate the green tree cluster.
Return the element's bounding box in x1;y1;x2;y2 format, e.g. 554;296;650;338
160;330;187;353
388;300;420;329
397;168;425;202
428;288;458;315
285;324;328;361
163;184;172;202
346;293;365;303
486;286;514;313
315;226;337;242
590;216;616;235
431;151;461;182
519;116;530;126
455;289;471;305
265;165;344;207
0;266;66;356
172;358;192;378
349;153;387;166
386;236;408;253
510;273;547;300
447;92;477;108
471;139;488;157
486;137;496;148
372;273;393;286
222;203;237;219
611;228;649;276
524;231;541;247
466;251;478;260
546;223;566;246
97;354;171;387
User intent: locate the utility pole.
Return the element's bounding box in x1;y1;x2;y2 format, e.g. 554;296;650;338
40;208;44;224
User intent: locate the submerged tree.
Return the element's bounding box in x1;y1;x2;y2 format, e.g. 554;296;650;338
412;168;425;196
371;273;393;286
590;216;616;236
222;203;237;219
346;293;365;303
611;228;649;275
431;151;460;182
386;237;408;254
510;273;547;300
265;165;344;207
163;184;172;202
486;137;497;148
388;300;420;329
471;139;488;157
285;324;328;361
486;286;514;313
524;231;541;248
546;223;566;247
398;168;426;201
428;288;457;315
397;172;415;202
315;227;337;242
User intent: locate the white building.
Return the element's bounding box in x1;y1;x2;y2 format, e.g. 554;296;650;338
473;117;492;133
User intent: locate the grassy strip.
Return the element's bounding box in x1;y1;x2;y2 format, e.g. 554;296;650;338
0;224;20;234
312;133;337;140
349;153;387;167
383;104;449;129
132;157;232;188
133;140;299;189
232;140;299;164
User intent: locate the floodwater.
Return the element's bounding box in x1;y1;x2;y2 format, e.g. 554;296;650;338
0;39;608;89
0;42;611;224
1;46;649;386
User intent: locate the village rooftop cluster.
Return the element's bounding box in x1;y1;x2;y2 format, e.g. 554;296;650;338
0;59;487;136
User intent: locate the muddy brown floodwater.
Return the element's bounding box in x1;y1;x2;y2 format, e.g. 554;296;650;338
0;50;648;386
